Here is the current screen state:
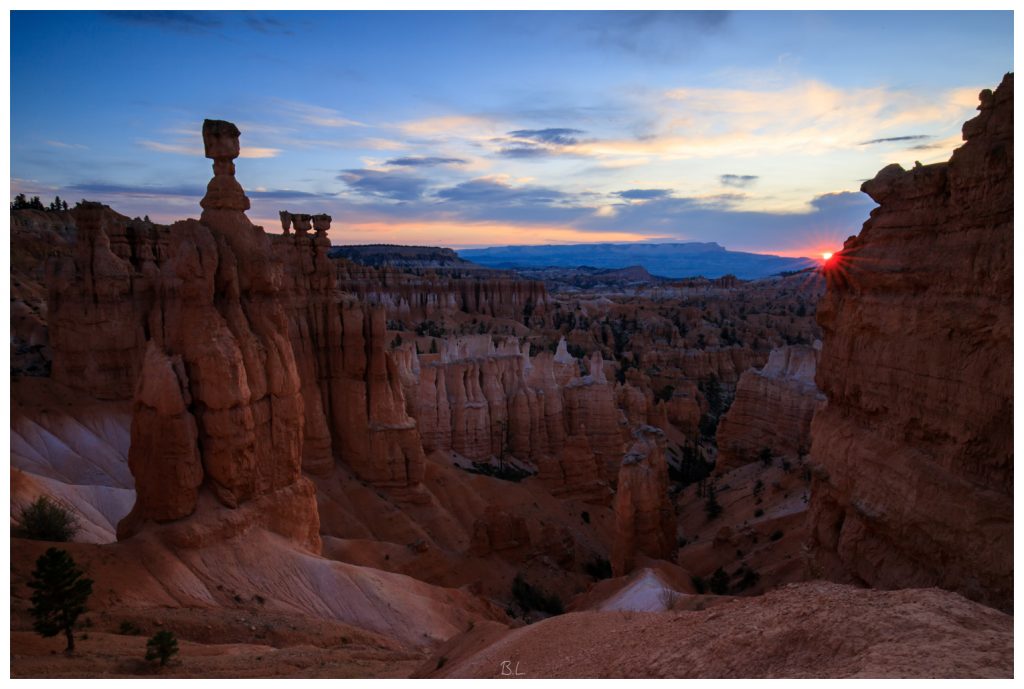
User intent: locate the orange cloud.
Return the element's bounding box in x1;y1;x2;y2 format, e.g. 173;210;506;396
248;217;663;248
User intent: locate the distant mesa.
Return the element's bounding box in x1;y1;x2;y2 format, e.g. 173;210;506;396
458;242;816;280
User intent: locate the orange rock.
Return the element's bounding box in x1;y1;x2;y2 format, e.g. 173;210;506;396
715;344;824;472
807;74;1013;612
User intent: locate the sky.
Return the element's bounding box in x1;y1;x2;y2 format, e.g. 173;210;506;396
9;9;1014;256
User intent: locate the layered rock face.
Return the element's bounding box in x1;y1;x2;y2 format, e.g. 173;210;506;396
336;263;549;325
611;426;675;575
807;74;1013;611
408;338;623;498
715;344;824;472
47;204;168;399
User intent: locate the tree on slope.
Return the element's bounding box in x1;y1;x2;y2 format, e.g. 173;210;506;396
27;548;94;654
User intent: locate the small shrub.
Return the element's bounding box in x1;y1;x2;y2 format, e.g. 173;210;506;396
653;385;675;403
770;530;784;541
119;620;142;636
758;448;773;467
735;565;761;592
690;575;706;594
584;557;612;581
709;567;730;595
512;574;564;616
754;508;764;518
580;511;590;524
704;485;723;521
658;587;682;611
146;630;179;667
18;496;80;542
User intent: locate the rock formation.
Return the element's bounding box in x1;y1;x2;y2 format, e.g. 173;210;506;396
807;74;1013;611
335;264;549;325
110;120;318;548
611;426;676;575
47;204;167;399
715;344;824;472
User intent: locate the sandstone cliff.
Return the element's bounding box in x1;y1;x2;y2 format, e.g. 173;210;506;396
807;74;1013;611
715;344;824;472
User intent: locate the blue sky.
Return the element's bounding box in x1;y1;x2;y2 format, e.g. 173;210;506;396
10;10;1013;255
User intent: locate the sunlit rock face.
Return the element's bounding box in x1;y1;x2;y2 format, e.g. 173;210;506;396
807;74;1013;612
715;344;825;473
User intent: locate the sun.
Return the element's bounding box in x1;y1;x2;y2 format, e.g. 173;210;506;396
821;252;834;261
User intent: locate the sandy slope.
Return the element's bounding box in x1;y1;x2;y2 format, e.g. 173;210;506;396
418;581;1013;678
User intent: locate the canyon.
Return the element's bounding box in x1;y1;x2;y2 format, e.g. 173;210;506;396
10;74;1014;678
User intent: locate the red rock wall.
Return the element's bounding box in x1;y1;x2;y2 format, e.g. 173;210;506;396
807;74;1013;611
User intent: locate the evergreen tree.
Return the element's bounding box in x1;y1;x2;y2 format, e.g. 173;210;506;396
704;483;723;520
146;630;179;667
27;548;94;653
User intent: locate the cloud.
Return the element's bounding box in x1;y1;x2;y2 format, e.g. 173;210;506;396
385;156;467;167
103;10;222;33
616;188;673;200
493;127;590;159
859;135;932;145
239;147;282;159
45;140;88;150
397;114;496;137
139;139;280;158
436;177;570;205
720;174;759;188
507;128;584;146
277;101;365;128
497;144;552;159
66;182;205;197
64;182;325;201
339;169;427;201
138;139;199;156
248;189;329;199
560;81;979;162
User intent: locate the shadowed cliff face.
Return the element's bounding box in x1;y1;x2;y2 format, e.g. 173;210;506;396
807;74;1013;611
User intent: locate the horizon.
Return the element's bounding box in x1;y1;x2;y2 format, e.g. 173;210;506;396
10;9;1013;257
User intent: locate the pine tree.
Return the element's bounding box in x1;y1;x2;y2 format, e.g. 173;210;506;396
27;548;94;653
704;483;722;520
146;630;179;667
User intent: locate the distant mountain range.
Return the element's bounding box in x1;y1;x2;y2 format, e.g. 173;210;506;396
457;242;816;279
